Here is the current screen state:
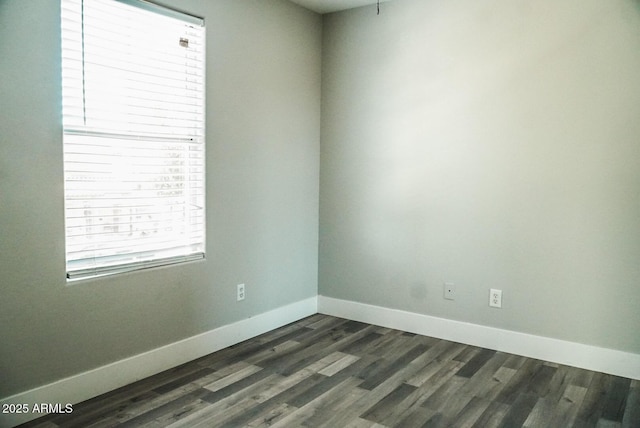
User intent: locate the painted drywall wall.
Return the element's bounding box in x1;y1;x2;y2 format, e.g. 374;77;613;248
0;0;321;398
320;0;640;354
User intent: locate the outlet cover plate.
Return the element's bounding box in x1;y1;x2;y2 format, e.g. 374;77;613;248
489;288;502;308
444;282;455;300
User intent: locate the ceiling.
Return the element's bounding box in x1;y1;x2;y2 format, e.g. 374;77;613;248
288;0;393;14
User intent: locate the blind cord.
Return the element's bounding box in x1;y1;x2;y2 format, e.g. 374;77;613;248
81;0;87;125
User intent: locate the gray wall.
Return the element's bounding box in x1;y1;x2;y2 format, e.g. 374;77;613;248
3;0;640;402
320;0;640;354
0;0;321;398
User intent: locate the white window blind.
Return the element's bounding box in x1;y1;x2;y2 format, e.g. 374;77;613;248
61;0;205;280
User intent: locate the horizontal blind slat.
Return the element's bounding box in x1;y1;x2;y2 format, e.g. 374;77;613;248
62;0;205;280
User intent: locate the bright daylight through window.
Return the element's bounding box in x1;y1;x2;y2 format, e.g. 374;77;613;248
61;0;205;280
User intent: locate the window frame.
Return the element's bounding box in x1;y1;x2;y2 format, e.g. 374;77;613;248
61;0;206;281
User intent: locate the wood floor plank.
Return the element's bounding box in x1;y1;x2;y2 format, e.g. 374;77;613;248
368;343;455;423
302;388;368;428
152;368;216;395
339;331;385;356
317;357;433;427
43;360;208;427
297;379;368;427
166;373;284;428
283;354;369;411
452;345;481;364
471;400;511;428
595;419;623;428
456;351;509;397
359;343;429;390
202;364;263;392
574;371;611;427
526;363;558;397
522;396;556;427
495;358;543;405
481;365;518;402
405;340;466;387
200;368;273;404
360;382;417;423
451;396;494;428
550;384;588;427
382;360;465;426
498;392;539;428
268;376;363;428
242;339;302;366
19;422;58;428
305;314;345;330
601;376;632;423
622;384;640;428
345;417;387;428
455;348;497;378
118;389;211;427
245;402;295;428
261;321;369;376
502;353;528;370
217;355;371;427
112;369;226;425
317;353;360;376
19;314;638;428
55;390;160;428
412;359;466;399
393;405;440;427
363;330;414;360
569;365;597;389
420;373;467;412
539;364;572;403
371;385;427;427
193;317;316;369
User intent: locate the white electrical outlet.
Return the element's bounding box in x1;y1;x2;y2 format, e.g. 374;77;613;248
444;282;455;300
237;283;245;301
489;289;502;308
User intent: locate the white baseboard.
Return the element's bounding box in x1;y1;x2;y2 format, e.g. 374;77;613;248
3;295;637;427
318;295;640;381
0;297;317;428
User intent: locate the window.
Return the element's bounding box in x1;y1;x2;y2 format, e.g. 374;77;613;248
61;0;205;280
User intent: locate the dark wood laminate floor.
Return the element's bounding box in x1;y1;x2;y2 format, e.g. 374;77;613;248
20;314;640;428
